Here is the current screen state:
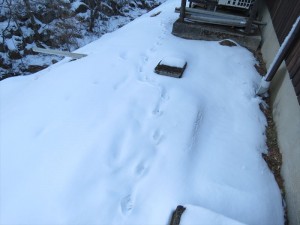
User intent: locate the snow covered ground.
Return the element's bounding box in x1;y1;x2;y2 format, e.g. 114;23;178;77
0;0;284;224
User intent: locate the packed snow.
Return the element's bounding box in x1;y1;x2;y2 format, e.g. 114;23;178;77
0;0;284;224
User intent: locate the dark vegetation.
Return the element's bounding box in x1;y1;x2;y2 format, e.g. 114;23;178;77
0;0;162;79
254;49;288;225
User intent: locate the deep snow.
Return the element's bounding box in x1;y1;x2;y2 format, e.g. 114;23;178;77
0;0;284;224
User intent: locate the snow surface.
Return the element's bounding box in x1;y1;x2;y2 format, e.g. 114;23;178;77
160;56;187;68
0;0;284;224
181;205;246;225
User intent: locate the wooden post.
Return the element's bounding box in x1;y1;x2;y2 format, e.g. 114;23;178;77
245;0;259;34
180;0;187;22
170;205;186;225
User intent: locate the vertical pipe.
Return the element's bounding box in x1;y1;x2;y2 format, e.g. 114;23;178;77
265;17;300;82
256;16;300;95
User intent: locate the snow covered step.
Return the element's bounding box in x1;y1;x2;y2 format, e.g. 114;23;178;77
179;204;247;225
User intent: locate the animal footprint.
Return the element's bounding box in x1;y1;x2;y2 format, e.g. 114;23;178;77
113;76;129;90
121;195;134;215
35;127;46;137
160;88;169;101
135;162;147;177
150;46;156;52
152;130;163;145
152;108;163;117
119;52;128;60
143;56;149;63
139;66;143;73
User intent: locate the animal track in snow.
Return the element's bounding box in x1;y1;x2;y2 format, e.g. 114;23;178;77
150;85;169;118
143;56;149;63
152;108;163;117
35;127;46;137
186;111;203;151
156;41;163;46
113;75;129;90
159;87;169;101
119;52;128;60
149;46;156;52
137;19;169;80
138;65;144;73
135;162;147;177
152;130;163;145
121;194;134;215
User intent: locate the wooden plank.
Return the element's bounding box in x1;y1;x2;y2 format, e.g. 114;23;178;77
245;0;259;34
268;0;300;43
170;205;186;225
291;67;300;88
286;39;300;66
265;17;300;82
33;47;87;59
267;0;300;104
278;3;300;42
180;0;187;22
276;1;292;41
287;52;300;80
295;79;300;97
286;40;300;78
154;58;187;78
268;0;281;20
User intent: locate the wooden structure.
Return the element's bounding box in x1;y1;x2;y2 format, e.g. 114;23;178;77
173;0;262;51
154;57;187;78
169;205;186;225
265;0;300;104
179;0;259;33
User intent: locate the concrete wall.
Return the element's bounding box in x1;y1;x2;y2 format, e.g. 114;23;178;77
259;3;300;225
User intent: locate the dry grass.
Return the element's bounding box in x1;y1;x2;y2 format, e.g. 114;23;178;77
254;49;288;225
